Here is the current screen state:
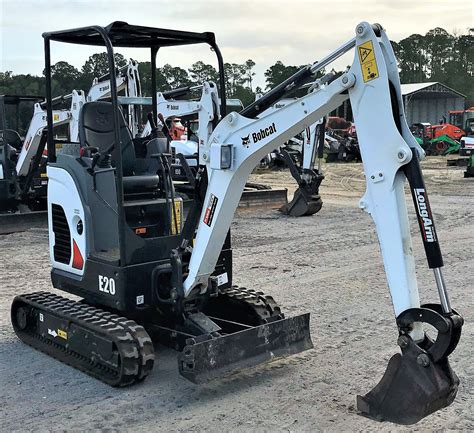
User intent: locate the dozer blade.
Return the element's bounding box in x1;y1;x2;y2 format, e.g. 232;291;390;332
357;336;459;425
178;313;312;383
279;188;322;217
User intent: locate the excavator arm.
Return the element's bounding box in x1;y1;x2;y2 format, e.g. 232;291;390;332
15;90;86;176
181;22;463;424
257;95;326;216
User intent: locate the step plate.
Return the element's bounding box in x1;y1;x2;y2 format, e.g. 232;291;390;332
178;313;312;383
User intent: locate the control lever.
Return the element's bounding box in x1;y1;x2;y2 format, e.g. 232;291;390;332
147;112;162;139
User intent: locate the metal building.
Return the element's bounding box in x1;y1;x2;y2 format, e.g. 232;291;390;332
401;82;466;125
331;82;466;125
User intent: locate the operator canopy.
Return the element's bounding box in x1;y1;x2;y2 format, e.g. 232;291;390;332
42;21;217;48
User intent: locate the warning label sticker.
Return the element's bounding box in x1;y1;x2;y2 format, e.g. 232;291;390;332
171;200;182;235
357;40;379;83
203;193;218;227
216;272;229;287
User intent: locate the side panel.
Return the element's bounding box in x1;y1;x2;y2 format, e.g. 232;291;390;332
47;166;86;276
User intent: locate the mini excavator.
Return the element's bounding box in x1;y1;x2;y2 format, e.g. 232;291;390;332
11;21;463;425
0;60;141;212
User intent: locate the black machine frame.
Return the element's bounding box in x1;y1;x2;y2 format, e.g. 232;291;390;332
42;21;227;265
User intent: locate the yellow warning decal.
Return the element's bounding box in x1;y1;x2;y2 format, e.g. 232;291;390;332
57;329;68;340
170;200;182;235
53;113;60;122
357;40;379;83
40;173;48;178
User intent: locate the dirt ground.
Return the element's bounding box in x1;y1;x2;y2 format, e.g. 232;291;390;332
0;157;472;431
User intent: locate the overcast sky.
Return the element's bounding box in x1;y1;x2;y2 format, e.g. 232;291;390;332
1;0;472;89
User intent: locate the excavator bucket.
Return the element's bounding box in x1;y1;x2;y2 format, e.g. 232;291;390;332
357;335;460;425
178;313;312;383
280;188;323;216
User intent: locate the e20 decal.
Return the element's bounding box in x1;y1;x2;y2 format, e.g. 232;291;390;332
98;275;116;295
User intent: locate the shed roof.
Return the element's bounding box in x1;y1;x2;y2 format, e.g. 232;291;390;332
400;82;466;99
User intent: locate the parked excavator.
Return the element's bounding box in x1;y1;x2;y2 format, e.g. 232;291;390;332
140;83;243;173
138;84;283;204
0;95;45;211
459;135;474;178
256;95;325;216
10;21;463;426
0;60;142;215
0;91;86;212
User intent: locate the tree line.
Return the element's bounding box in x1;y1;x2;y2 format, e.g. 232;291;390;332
1;27;472;132
0;53;297;108
392;27;473;104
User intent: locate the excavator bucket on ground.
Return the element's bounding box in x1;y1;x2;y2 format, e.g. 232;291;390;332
357;339;459;424
280;187;323;217
357;304;463;424
278;149;324;217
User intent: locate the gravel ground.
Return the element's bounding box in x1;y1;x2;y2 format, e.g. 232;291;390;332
0;157;472;431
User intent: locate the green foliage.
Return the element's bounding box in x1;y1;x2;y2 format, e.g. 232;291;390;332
188;61;219;84
163;64;192;89
0;71;44;96
264;61;301;89
81;53;127;83
244;59;256;91
2;26;472;131
224;63;247;97
392;27;473;104
232;85;255;106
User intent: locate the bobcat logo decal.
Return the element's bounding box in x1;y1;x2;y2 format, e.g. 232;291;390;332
241;134;251;147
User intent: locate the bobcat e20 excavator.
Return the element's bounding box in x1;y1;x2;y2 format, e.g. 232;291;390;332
10;22;463;425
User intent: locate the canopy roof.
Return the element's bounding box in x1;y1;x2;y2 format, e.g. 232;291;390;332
42;21;216;48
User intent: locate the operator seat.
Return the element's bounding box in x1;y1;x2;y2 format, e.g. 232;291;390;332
79;101;159;192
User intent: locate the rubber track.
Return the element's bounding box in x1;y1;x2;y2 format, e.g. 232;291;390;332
218;285;283;323
11;291;154;386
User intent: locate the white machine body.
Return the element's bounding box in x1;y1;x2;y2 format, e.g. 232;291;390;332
47;165;87;276
258;96;324;170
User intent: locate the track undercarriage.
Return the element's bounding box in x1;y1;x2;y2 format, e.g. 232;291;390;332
11;286;312;386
